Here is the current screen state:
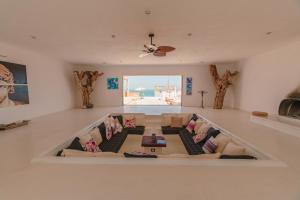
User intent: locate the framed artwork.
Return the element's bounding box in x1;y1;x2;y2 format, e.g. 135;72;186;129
186;77;192;95
0;61;29;108
107;77;119;90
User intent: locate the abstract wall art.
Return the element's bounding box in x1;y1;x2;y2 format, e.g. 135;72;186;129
0;61;29;108
186;77;192;95
107;77;119;90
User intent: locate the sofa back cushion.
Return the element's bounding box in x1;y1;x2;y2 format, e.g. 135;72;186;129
222;142;246;155
98;122;107;141
161;114;172;126
214;134;231;153
170;116;183;128
134;114;146;126
67;137;84;151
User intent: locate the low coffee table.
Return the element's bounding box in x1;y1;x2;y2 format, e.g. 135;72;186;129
141;135;167;155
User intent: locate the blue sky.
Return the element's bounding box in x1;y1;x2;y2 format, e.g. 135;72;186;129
124;76;182;90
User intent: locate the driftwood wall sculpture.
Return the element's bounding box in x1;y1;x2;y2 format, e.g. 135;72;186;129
74;71;103;109
209;65;238;109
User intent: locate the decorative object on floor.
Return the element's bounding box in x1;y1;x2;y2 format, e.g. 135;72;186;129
252;111;268;117
186;77;192;95
107;77;119;89
0;61;29;108
0;120;30;131
73;70;103;109
209;64;238;109
139;33;176;58
199;90;208;108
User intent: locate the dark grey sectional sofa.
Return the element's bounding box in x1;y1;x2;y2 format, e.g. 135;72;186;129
179;128;220;155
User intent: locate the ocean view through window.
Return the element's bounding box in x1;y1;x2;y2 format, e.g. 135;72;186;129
123;76;182;105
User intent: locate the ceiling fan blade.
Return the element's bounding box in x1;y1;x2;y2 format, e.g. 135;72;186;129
139;53;151;58
153;51;166;57
157;46;175;53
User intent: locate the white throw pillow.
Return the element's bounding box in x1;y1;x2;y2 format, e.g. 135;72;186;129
89;128;102;145
214;134;231;153
222;142;246;155
194;119;206;132
79;134;92;146
114;118;123;134
195;123;211;135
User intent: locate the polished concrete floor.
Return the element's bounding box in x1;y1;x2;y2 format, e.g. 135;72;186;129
1;106;300;200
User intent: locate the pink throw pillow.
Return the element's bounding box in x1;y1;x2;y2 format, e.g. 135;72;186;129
124;118;136;128
186;120;196;133
83;140;100;152
193;133;207;143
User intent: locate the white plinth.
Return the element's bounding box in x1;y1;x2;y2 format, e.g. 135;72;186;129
251;115;300;138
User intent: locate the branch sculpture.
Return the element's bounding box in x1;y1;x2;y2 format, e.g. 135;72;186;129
209;64;238;109
74;71;104;109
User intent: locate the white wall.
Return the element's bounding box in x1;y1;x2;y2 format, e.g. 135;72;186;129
74;63;238;108
0;42;76;124
235;37;300;114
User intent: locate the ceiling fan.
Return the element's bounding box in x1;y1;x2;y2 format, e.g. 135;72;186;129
139;33;175;58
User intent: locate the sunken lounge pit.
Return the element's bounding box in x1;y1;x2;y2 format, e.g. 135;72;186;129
34;113;285;167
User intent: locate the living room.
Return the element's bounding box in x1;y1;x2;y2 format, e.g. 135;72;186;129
0;0;300;199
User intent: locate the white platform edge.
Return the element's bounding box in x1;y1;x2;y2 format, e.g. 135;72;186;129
250;115;300;139
31;155;287;168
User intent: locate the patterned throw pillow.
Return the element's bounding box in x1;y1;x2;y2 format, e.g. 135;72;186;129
114;118;123;134
202;137;218;154
83;140;100;152
186;120;196;133
193;132;207;143
104;119;113;140
124;118;136;128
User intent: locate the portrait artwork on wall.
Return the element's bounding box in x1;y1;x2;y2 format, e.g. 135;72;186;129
186;77;192;95
107;77;119;90
0;60;29;108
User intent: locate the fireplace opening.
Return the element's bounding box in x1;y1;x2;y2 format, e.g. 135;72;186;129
279;88;300;120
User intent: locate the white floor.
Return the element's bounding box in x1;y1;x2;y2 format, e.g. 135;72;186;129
1;106;300;200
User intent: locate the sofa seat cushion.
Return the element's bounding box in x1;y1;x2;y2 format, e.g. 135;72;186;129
161;126;185;134
179;129;204;155
124;126;145;135
99;130;128;153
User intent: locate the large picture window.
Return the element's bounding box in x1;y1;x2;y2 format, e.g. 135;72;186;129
123;75;182;105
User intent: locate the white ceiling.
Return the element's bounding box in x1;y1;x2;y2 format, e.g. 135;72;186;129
0;0;300;65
